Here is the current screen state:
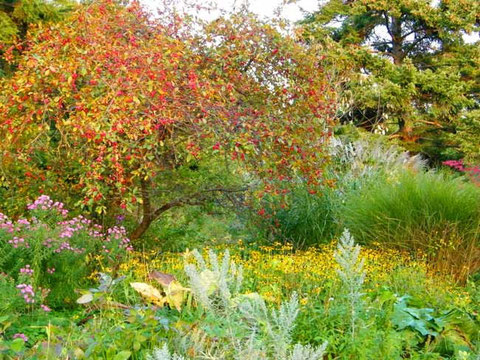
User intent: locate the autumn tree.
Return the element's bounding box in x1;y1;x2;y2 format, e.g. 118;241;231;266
302;0;479;161
0;0;337;241
0;0;74;76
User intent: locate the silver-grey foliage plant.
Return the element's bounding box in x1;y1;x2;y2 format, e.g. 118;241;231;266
334;228;366;341
184;249;243;312
147;344;186;360
149;249;327;359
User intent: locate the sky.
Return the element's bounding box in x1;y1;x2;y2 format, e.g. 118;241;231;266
142;0;320;22
225;0;319;21
141;0;478;43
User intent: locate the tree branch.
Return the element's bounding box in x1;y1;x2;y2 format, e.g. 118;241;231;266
383;12;393;39
130;186;248;241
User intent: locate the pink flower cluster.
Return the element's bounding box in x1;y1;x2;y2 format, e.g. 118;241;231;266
43;238;55;248
62;217;103;239
0;213;8;223
13;333;28;342
443;159;480;174
443;159;466;171
2;194;135;310
54;241;84;254
16;284;35;303
5;196;135;254
17;218;30;226
19;265;33;276
0;213;13;233
8;236;29;249
443;159;480;184
27;195;68;217
89;226;104;238
58;215;92;239
106;226;133;252
59;226;75;239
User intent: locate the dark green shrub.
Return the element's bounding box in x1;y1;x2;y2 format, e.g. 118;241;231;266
258;186;338;248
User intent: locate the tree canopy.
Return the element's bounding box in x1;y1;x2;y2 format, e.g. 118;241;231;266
303;0;479;161
0;0;74;76
0;0;337;240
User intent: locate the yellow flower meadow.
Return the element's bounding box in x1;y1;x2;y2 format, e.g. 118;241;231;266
114;242;457;302
106;240;472;308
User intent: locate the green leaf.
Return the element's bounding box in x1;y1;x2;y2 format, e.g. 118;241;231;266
113;351;132;360
77;292;94;304
10;338;25;352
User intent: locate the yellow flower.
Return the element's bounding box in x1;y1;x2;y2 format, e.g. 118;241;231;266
115;243;464;306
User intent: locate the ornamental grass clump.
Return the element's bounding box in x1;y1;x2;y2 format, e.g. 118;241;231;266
0;195;133;309
257;136;427;250
328;136;426;191
342;171;480;281
257;185;338;248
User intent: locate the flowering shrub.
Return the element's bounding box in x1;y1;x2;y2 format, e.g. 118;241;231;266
0;195;133;309
443;159;480;185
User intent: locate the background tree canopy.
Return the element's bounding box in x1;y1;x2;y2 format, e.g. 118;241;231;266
302;0;479;162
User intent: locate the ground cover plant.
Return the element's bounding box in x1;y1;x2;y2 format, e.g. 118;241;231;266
0;0;479;359
0;236;478;359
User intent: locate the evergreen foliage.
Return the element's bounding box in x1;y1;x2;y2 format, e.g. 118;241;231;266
302;0;480;161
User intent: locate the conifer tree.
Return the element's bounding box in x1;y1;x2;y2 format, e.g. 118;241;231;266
303;0;479;161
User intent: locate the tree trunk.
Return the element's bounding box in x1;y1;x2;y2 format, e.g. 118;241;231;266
129;183;184;242
391;16;404;66
390;16;410;136
130;215;154;241
130;179;154;241
129;199;186;241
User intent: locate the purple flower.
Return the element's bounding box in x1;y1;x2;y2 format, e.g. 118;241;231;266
19;265;34;276
16;283;35;303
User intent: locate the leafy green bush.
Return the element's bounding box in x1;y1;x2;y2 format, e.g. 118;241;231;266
138;205;247;252
342;171;480;280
